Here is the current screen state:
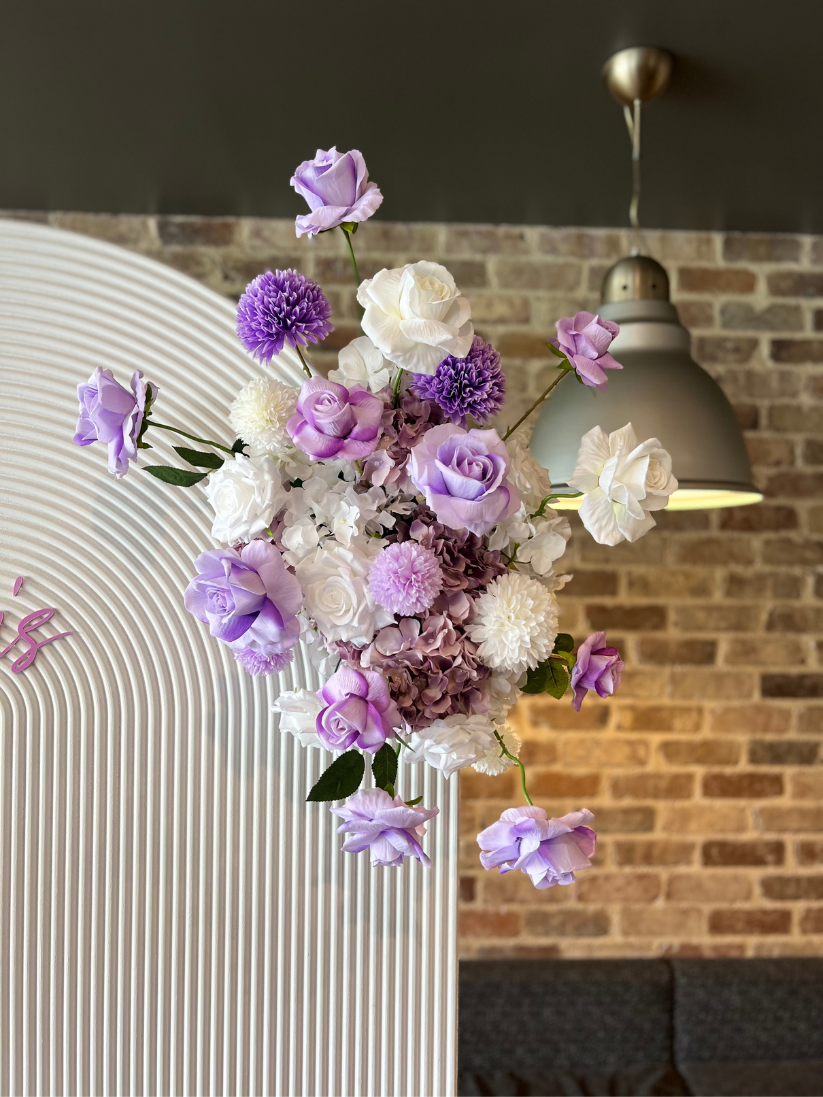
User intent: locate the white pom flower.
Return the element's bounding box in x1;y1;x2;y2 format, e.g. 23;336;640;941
296;539;391;647
568;422;678;546
505;428;554;512
271;689;323;749
473;723;522;776
229;377;297;453
404;713;497;778
328;335;395;394
468;572;559;675
204;454;288;544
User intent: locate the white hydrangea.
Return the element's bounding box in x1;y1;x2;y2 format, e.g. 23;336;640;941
280;515;320;567
297;612;339;680
515;514;572;576
328;335;395;394
271;689;323;749
505;428;554;513
204;453;289;544
296;538;391;646
468;571;559;675
473;722;522;776
404;713;497;778
282;477;394;553
229;377;297;453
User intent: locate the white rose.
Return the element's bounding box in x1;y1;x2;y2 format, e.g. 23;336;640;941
357;261;474;375
505;429;554;513
205;454;289;544
473;722;521;776
404;713;497;778
328;335;395;394
271;689;323;749
296;539;392;646
568;422;678;546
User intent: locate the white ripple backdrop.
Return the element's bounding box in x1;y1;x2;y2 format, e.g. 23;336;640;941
0;220;457;1097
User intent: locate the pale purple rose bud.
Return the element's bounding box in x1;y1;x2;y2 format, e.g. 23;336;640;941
287;377;384;461
477;807;596;890
73;367;153;477
552;311;622;390
315;666;401;754
570;631;624;711
408;423;520;536
330;788;439;867
290;147;383;238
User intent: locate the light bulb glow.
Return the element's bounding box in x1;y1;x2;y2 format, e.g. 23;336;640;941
551;488;763;512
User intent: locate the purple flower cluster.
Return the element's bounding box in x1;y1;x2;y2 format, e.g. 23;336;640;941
411;336;505;428
361;392;443;489
236;269;334;363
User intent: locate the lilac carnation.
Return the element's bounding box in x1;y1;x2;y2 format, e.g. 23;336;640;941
477;807;596;890
234;647;294;677
236;269;333;363
369;542;443;616
331;789;439;867
411;336;505;428
570;631;624;711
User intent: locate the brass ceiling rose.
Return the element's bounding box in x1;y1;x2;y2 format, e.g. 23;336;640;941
602;46;673;106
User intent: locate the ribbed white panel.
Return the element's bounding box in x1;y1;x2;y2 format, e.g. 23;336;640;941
0;220;458;1097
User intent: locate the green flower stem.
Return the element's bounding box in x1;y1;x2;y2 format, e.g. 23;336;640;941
341;225;362;287
295;344;313;378
502;369;569;441
392;366;404;406
394;732;411;751
531;491;583;519
150;422;235;455
494;730;533;806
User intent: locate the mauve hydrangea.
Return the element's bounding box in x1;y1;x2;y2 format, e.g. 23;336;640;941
398;509;508;596
477;807;596;889
236;269;333;363
331;789;439;868
368;542;443;616
361;392;442;488
411;336;505;428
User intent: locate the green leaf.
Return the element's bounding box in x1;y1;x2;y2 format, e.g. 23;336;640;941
231;437;247;454
290;478;304;488
404;794;424;807
306;750;365;802
553;633;574;653
372;742;398;792
340;221;358;234
143;465;207;487
546;341;567;359
522;658;569;699
173;446;224;469
135;383;156;447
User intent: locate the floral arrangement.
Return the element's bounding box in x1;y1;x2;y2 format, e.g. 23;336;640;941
73;147;677;888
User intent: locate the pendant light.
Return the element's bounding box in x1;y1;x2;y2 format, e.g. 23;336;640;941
530;47;762;511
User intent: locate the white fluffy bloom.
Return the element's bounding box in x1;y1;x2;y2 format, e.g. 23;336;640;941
404;713;497;778
296;539;392;646
357;261;474;375
568;423;678;546
328;335;395;394
473;723;521;776
468;571;559;674
229;377;297;453
271;689;324;749
204;454;288;544
505;429;554;512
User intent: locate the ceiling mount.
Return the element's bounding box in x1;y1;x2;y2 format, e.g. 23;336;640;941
602;46;673;106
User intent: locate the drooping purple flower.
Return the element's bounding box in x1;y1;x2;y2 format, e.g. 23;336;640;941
287;376;383;461
330;788;439;867
290;147;383;238
368;542;443;617
315;666;401;754
477;807;596;890
234;647;294;677
184;541;302;658
73;367;154;477
411;336;505;428
236;269;334;363
552;311;622;390
570;631;624;711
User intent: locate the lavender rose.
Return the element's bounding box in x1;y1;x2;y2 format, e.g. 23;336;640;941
315;666;401;754
570;631;624;711
290;147;383;238
477;807;596;890
330;789;439;867
287;377;383;461
408;424;520;536
552;311;622;390
184;540;302;663
73;367;153;477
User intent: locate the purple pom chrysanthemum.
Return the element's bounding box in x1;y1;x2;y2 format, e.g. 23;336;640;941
235;647;294;677
236;269;334;363
411;336;505;427
368;542;443;616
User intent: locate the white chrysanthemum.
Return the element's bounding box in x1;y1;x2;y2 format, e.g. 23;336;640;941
271;689;323;749
229;377;297;452
404;713;497;778
468;572;558;674
473;723;521;776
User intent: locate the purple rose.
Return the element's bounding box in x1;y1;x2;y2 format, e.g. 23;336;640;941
287;377;383;461
570;631;624;711
290;147;383;238
408;424;520;536
184;540;302;659
553;311;622;390
315;666;401;754
330;788;439;867
477;807;596;890
73;367;153;477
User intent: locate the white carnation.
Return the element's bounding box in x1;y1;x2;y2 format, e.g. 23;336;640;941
271;689;323;749
568;422;678;546
229;377;297;453
328;335;395;394
204;454;289;544
296;539;391;647
473;723;522;776
506;429;554;513
404;713;497;778
468;571;559;675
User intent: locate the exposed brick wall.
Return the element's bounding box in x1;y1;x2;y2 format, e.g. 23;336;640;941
13;209;823;959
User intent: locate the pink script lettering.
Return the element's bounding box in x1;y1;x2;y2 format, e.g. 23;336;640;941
0;577;72;673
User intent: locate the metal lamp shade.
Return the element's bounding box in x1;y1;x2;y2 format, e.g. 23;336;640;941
529;296;763;511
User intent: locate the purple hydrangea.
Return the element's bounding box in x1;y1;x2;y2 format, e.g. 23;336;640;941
236;269;334;363
368;542;443;616
477;807;596;889
330;789;439;867
234;647;294;677
411;336;505;427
